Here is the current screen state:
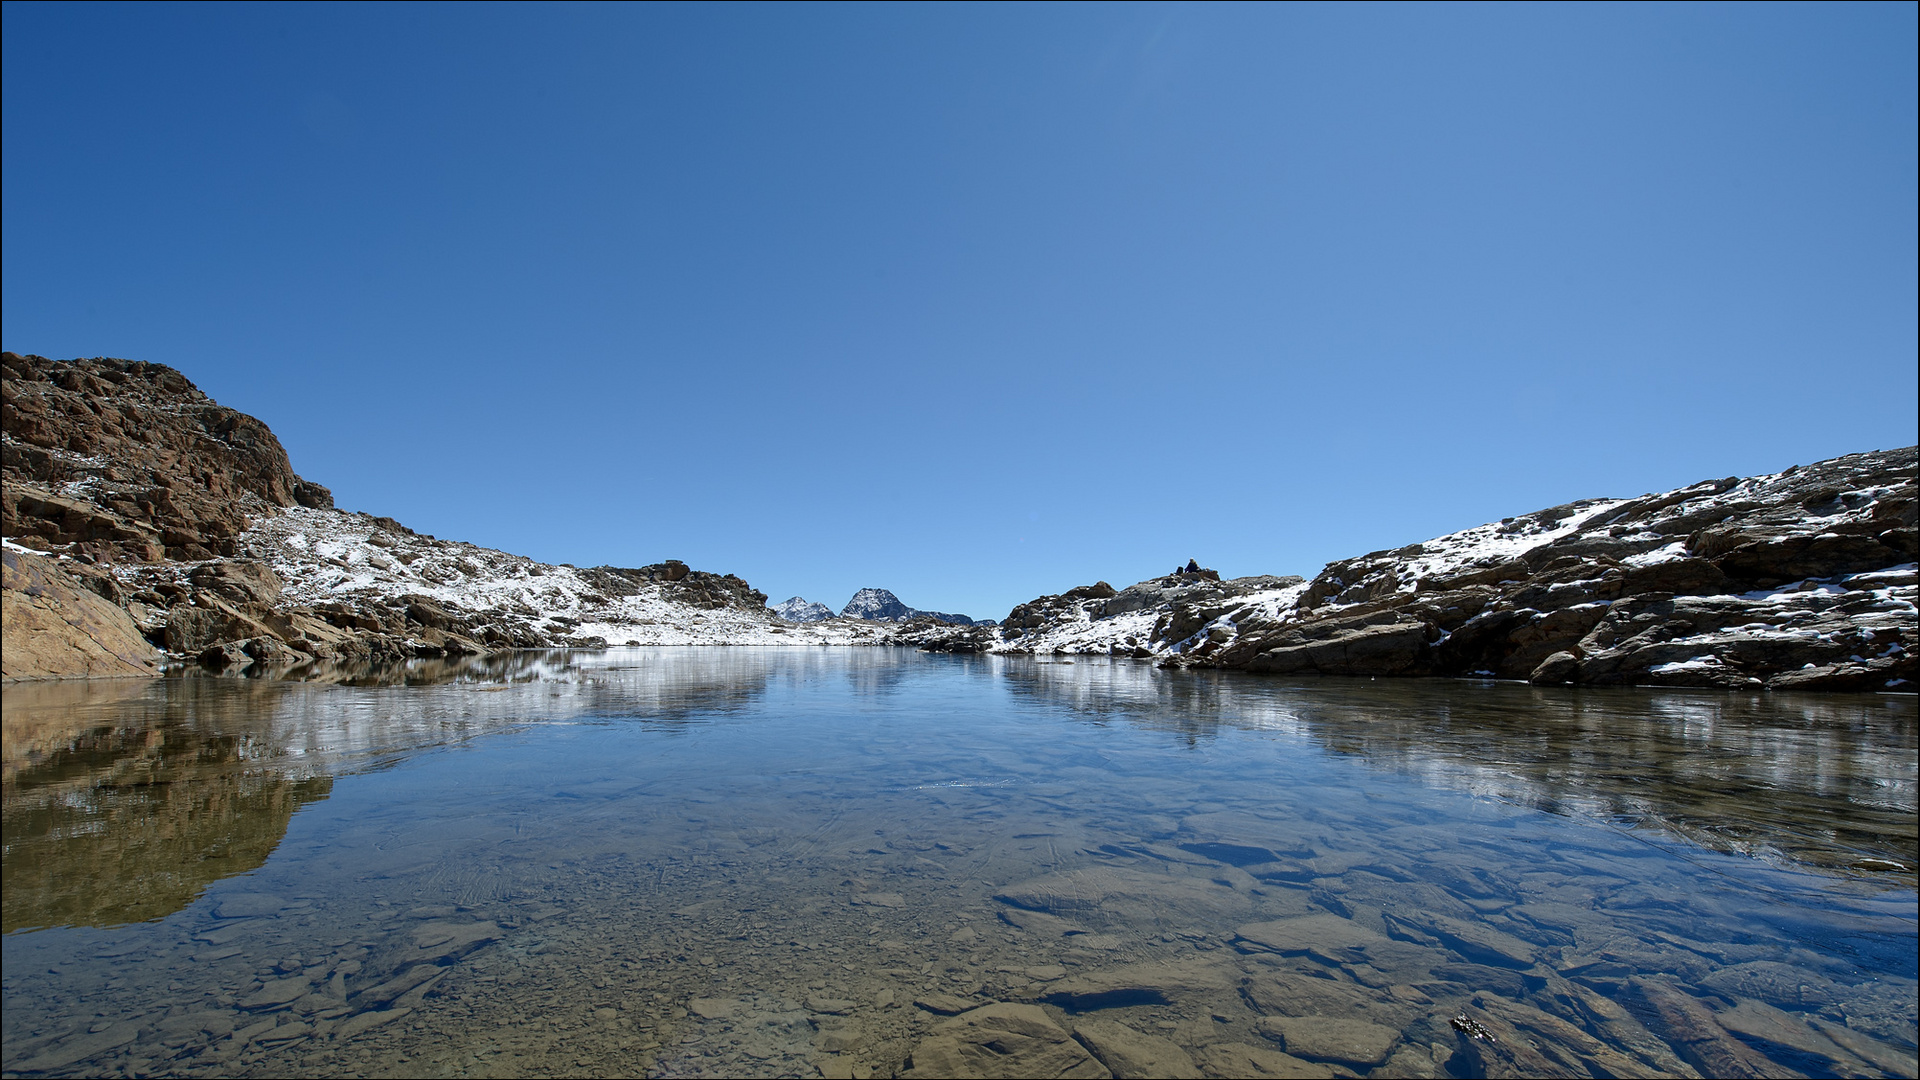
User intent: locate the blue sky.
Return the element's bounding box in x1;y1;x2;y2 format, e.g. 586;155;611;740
4;3;1915;620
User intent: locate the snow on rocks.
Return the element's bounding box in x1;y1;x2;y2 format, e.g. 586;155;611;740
965;448;1917;691
905;572;1310;660
772;597;836;622
238;507;890;649
838;587;985;626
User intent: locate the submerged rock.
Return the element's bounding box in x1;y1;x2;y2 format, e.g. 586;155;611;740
1036;958;1236;1011
1256;1015;1399;1068
900;1002;1109;1079
1071;1016;1202;1079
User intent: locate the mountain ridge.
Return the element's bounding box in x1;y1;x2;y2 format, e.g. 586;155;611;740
2;352;891;679
839;587;986;626
908;448;1917;692
4;351;1911;691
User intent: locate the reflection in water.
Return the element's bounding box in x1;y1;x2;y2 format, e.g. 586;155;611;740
993;658;1918;876
1;649;1914;1080
3;680;336;933
1;650;791;932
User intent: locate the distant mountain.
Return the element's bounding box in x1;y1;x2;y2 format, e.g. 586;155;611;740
840;588;912;621
771;597;836;622
839;588;985;626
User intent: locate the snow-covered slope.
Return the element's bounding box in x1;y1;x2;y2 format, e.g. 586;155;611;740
923;448;1917;692
974;574;1308;658
234;508;889;648
839;587;983;625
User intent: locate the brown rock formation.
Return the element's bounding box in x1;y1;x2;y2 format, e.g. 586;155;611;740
3;352;811;677
1;548;160;681
0;678;332;932
971;447;1919;692
2;351;332;564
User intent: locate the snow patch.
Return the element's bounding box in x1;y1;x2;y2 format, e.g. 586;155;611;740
238;507;891;647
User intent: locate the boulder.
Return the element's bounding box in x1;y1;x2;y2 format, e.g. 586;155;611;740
197;641;253;670
991;446;1915;691
2;548;160;681
187;559;283;606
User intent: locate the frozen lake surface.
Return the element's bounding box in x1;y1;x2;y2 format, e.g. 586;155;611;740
3;649;1915;1078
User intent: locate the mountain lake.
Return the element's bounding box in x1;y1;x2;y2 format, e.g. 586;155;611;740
2;648;1915;1079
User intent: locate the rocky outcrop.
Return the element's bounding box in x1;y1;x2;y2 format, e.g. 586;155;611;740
968;448;1918;692
2;352;332;564
2;354;878;678
1;547;161;680
919;572;1306;657
11;350;1910;690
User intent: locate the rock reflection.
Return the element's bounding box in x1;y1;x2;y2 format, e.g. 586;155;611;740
2;649;1914;1079
2;680;334;933
1;648;788;931
992;656;1919;878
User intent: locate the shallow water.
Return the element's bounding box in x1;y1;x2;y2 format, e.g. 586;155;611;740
2;648;1915;1079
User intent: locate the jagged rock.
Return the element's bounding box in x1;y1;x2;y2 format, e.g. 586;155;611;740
840;587;979;625
2;352;332;564
5;352;889;675
772;596;836;622
1;548;160;680
975;448;1916;691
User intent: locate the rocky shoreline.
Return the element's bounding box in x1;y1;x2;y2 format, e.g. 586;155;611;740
3;351;1914;690
917;449;1917;692
1;352;904;681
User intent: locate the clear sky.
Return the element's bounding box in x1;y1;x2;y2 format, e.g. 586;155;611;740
4;3;1916;621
